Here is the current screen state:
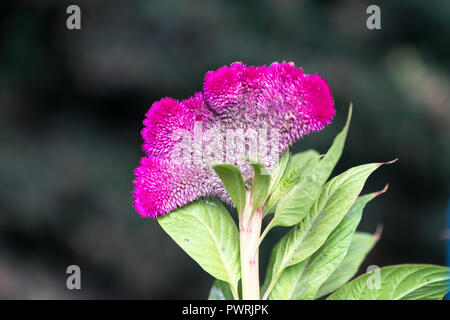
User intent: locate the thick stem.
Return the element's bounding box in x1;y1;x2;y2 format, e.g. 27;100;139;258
240;191;262;300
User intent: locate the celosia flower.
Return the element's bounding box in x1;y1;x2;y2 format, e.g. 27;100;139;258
133;62;335;218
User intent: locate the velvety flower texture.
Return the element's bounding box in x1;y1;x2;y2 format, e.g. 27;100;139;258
133;62;335;218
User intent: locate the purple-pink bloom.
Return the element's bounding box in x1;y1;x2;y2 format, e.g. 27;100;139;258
133;62;335;218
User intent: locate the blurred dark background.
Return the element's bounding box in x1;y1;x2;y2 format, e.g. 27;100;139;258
0;0;449;299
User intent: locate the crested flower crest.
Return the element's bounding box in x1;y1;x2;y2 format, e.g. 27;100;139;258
133;62;335;217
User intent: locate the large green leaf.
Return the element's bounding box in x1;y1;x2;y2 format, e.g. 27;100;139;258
264;106;352;230
268;257;309;300
266;150;290;200
265;162;381;297
317;231;377;298
289;150;321;175
269;190;382;300
261;241;280;295
250;162;271;214
212;163;246;216
316;188;387;297
327;264;450;300
158;199;240;296
264;149;317;213
208;279;235;300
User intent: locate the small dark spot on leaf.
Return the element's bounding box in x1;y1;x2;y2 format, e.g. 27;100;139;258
184;238;190;242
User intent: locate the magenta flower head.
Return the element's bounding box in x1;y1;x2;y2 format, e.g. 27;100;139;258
133;62;335;218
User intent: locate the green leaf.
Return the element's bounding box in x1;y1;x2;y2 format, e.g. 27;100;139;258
261;241;280;295
317;231;377;298
327;264;450;300
266;162;382;297
212;163;246;216
266;150;291;200
265;106;352;230
264;149;318;214
290;149;320;168
316;188;387;297
268;258;309;300
208;279;235;300
269;189;382;300
288;150;322;184
250;162;271;213
158;198;240;295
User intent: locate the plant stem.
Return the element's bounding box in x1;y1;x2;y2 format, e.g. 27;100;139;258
230;285;240;300
262;277;277;300
239;190;262;300
252;218;274;257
